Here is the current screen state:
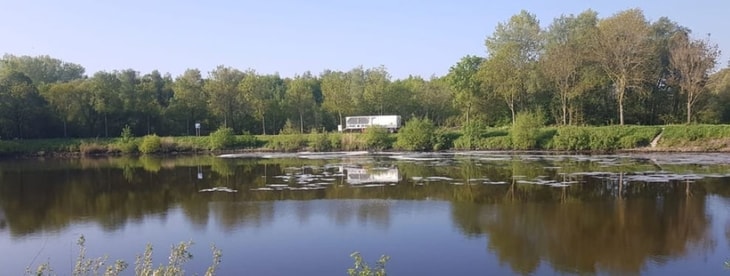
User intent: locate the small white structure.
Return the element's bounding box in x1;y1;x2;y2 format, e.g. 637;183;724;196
340;115;402;132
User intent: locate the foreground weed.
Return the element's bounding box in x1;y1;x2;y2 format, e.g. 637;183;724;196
347;252;389;276
27;236;220;276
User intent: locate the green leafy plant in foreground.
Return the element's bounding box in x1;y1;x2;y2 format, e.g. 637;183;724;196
25;236;385;275
26;235;221;276
347;252;390;276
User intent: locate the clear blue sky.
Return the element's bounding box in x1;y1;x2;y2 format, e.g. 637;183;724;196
2;0;728;79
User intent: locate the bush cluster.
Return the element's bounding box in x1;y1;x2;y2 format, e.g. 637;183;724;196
511;111;545;150
208;127;235;150
363;126;391;151
395;117;436;151
139;134;162;154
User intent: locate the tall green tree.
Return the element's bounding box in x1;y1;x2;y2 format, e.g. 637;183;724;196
43;80;94;137
0;54;85;85
669;32;721;124
260;74;287;134
447;55;484;126
321;70;354;128
0;72;47;138
706;68;730;122
146;70;174;108
239;70;284;134
171;69;208;135
391;76;423;120
640;17;691;124
285;73;317;133
346;66;367;115
363;66;391;115
116;69;141;127
422;76;458;125
89;71;122;137
591;9;654;125
481;10;543;125
541;10;599;125
137;71;169;134
205;65;245;129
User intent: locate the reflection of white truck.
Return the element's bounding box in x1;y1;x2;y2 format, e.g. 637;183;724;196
345;167;400;185
339;115;402;132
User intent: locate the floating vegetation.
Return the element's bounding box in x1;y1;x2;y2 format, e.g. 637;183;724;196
199;187;238;193
425;176;453;181
217;151;730;192
590;172;722;183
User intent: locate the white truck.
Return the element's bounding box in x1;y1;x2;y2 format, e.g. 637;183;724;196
339;115;402;132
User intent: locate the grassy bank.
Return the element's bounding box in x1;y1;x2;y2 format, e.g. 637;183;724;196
2;124;730;157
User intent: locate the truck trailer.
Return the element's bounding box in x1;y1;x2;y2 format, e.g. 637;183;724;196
339;115;402;132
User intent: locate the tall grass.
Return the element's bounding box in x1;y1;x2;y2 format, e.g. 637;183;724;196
661;124;730;148
308;130;332;152
265;134;308;152
453;124;510;150
551;125;661;151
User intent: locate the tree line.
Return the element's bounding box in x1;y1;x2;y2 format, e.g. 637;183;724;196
1;8;729;139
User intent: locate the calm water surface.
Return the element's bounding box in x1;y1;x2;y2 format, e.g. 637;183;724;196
1;152;730;275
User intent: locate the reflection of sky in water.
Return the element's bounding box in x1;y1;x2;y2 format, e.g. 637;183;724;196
4;197;726;275
2;153;730;275
0;200;519;276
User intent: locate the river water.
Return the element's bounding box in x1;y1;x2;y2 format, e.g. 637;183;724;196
1;152;730;275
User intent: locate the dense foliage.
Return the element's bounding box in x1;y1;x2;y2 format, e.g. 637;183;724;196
138;134;161;154
207;127;235;150
0;8;728;141
395;117;437;151
511;111;546;150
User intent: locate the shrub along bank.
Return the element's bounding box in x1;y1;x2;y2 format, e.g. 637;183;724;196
1;120;730;157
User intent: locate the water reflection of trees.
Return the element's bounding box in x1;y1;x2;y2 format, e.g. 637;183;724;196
0;157;398;236
704;178;730;251
0;153;725;275
326;200;391;229
451;179;714;275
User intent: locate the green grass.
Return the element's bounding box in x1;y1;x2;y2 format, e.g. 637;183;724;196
2;124;729;156
549;125;662;152
661;124;730;148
